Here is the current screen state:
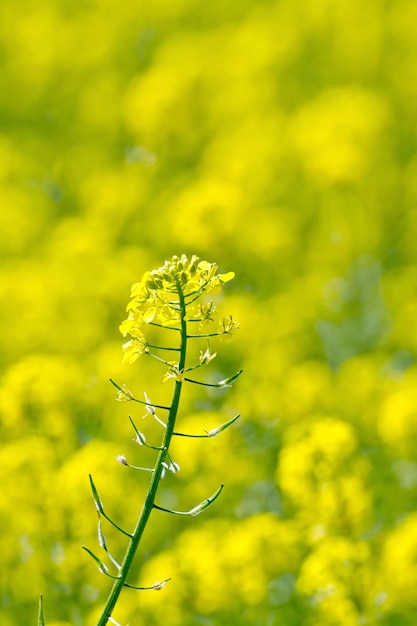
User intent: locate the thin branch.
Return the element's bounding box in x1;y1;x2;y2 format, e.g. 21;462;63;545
147;343;181;352
89;475;132;538
186;331;226;339
124;578;171;590
184;369;243;388
149;322;181;331
109;379;171;410
153;484;224;516
173;414;240;438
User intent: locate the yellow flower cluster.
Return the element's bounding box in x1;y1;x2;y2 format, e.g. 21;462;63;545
119;254;235;364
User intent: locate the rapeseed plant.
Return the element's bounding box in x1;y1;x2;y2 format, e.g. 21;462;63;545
39;254;241;626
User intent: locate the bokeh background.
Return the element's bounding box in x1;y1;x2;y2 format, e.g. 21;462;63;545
1;0;417;624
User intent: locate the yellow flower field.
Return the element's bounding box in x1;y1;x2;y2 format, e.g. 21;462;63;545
1;1;417;624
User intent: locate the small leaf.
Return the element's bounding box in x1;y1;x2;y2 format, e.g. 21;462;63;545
82;547;120;579
89;475;132;537
206;414;240;437
97;517;107;550
97;518;121;571
89;474;104;514
83;546;109;574
184;369;243;388
217;369;243;388
154;484;224;516
174;414;240;439
189;483;224;516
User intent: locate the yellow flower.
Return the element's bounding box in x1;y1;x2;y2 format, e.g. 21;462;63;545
120;255;237;364
143;302;181;326
199;346;217;365
161;363;185;383
119;309;145;338
184;301;216;322
115;384;134;401
219;315;240;340
122;338;148;365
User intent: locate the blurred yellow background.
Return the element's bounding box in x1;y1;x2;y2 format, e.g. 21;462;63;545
1;0;417;624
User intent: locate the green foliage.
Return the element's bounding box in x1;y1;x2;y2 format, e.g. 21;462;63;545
1;1;417;625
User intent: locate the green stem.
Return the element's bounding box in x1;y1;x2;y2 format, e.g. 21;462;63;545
147;344;180;352
149;322;180;331
187;331;227;339
96;279;188;626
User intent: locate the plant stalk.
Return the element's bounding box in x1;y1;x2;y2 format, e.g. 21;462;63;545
96;280;187;626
